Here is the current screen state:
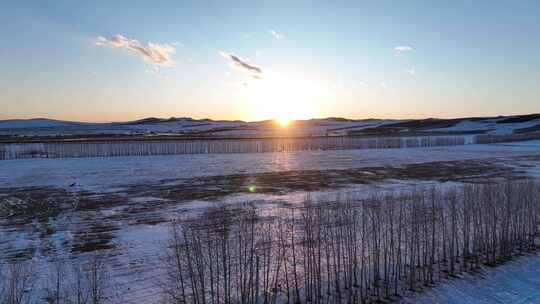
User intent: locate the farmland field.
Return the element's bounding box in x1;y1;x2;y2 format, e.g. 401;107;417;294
1;140;540;303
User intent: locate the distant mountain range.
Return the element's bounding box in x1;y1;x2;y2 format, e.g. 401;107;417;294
1;114;539;138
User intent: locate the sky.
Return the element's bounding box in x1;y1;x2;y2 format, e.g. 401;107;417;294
1;0;539;122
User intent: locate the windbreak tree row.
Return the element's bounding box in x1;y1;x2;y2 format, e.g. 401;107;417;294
161;180;540;304
474;132;540;144
0;136;466;160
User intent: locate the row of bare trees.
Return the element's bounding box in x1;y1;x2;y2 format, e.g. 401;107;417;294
474;131;540;144
161;180;540;304
0;136;466;160
0;254;111;304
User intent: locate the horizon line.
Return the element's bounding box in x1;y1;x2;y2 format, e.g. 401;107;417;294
1;112;540;125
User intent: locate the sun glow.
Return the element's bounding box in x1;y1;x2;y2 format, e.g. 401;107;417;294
276;117;290;127
241;71;329;123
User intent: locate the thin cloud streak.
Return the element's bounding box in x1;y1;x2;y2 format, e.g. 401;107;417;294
219;51;263;78
394;45;413;55
96;35;176;67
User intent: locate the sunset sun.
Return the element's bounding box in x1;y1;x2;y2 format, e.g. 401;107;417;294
243;71;325;123
276;117;290;127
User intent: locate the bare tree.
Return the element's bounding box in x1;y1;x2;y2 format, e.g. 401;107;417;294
0;261;35;304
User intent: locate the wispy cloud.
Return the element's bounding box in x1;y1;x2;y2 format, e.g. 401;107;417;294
394;45;413;55
219;51;263;78
96;35;176;67
407;69;416;76
269;30;285;40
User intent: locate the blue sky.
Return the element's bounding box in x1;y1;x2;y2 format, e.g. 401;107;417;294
1;0;539;122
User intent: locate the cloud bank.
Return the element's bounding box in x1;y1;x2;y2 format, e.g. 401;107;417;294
219;51;263;78
96;35;176;66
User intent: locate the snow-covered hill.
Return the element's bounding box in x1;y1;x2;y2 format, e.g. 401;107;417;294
0;118;88;129
0;114;539;138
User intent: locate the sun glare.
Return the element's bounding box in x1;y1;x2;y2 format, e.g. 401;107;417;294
241;71;328;123
276;117;290;127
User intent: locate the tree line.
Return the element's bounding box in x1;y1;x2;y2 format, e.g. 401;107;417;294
160;180;540;304
0;254;113;304
0;136;466;160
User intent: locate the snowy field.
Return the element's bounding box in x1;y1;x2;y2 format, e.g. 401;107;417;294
402;252;540;304
1;141;540;303
2;141;540;191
